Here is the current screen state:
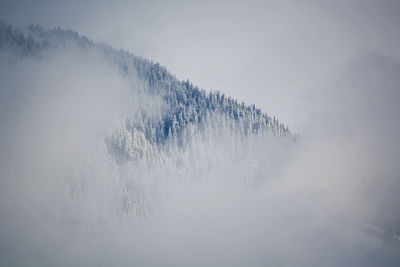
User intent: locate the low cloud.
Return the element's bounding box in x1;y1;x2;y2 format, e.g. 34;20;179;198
0;40;399;267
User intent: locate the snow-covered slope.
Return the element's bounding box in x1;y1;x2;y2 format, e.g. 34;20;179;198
0;21;290;162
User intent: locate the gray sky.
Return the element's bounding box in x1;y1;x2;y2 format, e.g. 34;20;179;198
1;0;400;131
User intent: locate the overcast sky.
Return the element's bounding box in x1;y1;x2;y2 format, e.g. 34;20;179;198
1;0;400;131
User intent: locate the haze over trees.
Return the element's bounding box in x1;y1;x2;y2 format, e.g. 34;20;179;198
0;21;289;162
1;21;399;267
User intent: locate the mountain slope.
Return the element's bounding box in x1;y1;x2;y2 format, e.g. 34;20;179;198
0;21;290;162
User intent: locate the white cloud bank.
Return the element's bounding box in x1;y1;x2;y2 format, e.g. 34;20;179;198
0;35;399;267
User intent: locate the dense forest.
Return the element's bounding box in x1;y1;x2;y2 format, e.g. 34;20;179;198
0;21;290;162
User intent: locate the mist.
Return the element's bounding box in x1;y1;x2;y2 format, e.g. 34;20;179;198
0;44;294;266
1;3;400;266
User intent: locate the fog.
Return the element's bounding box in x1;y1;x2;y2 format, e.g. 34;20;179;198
1;1;400;266
0;35;399;266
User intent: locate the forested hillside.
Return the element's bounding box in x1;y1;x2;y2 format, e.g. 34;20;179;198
0;21;290;161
